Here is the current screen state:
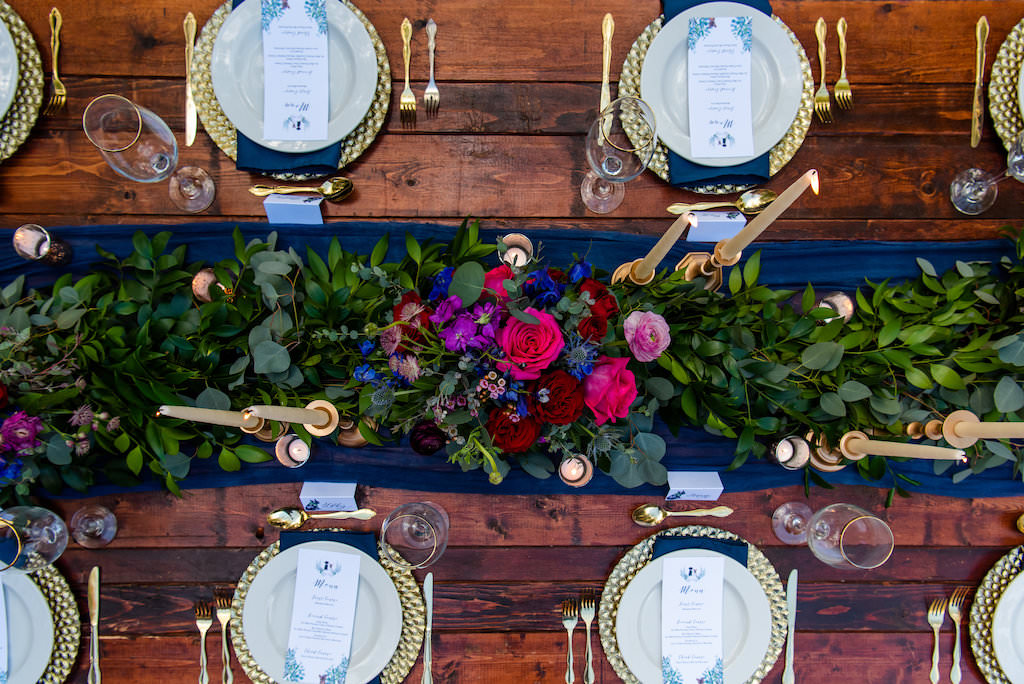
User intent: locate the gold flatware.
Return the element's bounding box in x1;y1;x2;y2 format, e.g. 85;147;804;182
813;18;832;124
215;594;233;684
399;18;415;126
184;12;198;146
579;592;596;684
927;597;947;684
600;13;615;126
423;19;439;117
87;566;101;684
248;177;354;202
947;587;970;684
421;572;433;684
194;602;212;684
266;506;377;530
834;17;852;110
630;504;734;526
561;599;578;684
972;16;989;148
667;188;778;215
43;8;66;115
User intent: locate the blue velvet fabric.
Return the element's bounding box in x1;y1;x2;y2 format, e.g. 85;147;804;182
5;221;1019;499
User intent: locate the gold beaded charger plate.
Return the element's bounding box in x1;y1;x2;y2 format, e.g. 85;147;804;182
990;17;1024;150
193;0;391;180
619;12;813;195
598;526;786;684
970;545;1024;683
0;0;42;165
230;535;425;684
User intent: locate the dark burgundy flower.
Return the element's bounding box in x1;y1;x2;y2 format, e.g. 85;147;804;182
485;409;541;453
409;420;446;455
529;370;585;426
578;278;619;319
577;315;608;342
0;383;7;410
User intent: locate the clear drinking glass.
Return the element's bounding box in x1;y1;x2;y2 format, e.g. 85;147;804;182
70;504;118;548
0;506;69;571
772;502;894;570
83;94;215;213
12;224;72;265
379;501;449;569
950;130;1024;215
581;96;657;214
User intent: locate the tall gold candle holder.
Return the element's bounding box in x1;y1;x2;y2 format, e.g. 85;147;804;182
611;212;697;285
839;430;967;461
941;410;1024;448
244;400;340;437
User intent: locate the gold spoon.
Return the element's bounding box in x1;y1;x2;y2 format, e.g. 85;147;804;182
266;506;376;530
630;504;734;527
248;177;354;202
667;188;778;215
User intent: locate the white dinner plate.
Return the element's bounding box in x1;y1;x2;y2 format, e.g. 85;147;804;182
615;548;772;684
0;19;19;121
640;1;803;167
994;571;1024;681
241;540;403;684
4;570;55;684
211;0;377;153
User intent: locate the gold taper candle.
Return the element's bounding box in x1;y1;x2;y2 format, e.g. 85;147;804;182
839;430;966;461
245;404;329;427
156;405;261;429
632;212;698;283
942;409;1024;448
719;170;819;261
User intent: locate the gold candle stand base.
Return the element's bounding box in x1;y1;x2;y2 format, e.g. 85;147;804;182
241;418;291;443
337;417;378;448
942;409;981;449
674;241;741;292
304;400;340;437
610;258;655;286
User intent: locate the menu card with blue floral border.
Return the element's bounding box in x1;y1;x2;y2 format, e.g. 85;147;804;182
283;548;361;684
261;0;330;140
687;16;754;159
661;556;724;684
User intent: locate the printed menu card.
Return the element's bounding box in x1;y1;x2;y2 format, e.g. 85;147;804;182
283;548;361;684
687;16;755;158
661;556;724;684
262;0;329;140
0;574;7;683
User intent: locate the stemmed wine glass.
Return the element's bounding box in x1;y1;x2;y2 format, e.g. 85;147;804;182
581;96;657;214
772;502;894;570
70;504;118;548
0;506;69;572
950;129;1024;215
379;501;449;569
83;94;215;213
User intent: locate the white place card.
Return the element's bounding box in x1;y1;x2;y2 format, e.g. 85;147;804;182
687;16;755;158
0;573;7;684
262;0;329;140
263;194;325;225
682;210;747;244
661;556;724;684
283;548;361;684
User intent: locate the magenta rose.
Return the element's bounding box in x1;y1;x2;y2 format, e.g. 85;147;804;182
483;264;514;300
496;307;565;380
623;310;671;362
583;356;637;425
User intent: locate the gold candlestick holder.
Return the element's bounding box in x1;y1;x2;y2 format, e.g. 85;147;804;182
941;409;1024;448
674;240;741;292
610;258;655;286
240;418;290;443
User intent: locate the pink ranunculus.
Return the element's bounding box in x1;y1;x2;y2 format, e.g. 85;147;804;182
623;310;671;362
483;264;514;300
496;307;565;380
583;356;637;425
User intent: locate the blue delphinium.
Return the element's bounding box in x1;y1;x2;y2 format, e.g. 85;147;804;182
428;266;454;300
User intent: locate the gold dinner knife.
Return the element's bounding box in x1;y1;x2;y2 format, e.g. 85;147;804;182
184;12;198;147
600;13;614;117
88;566;101;684
971;16;989;148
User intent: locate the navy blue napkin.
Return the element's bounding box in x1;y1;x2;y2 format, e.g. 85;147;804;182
231;0;342;176
651;534;749;566
278;530;382;684
660;0;773;187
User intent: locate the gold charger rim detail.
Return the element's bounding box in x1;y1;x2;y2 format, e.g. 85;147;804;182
229;533;425;684
619;13;813;195
192;0;391;181
0;0;42;165
597;525;787;684
31;563;82;684
969;544;1023;684
988;16;1024;151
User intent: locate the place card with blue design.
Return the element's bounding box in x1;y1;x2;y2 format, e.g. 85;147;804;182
661;556;724;684
262;0;329;140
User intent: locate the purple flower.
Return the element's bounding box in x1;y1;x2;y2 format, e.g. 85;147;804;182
380;326;401;355
409;420;447;455
429;295;462;327
471;302;500;343
440;313;481;353
106;416;121;432
388;354;422;383
428;267;454;300
623;310;672;362
0;411;44;454
69;404;94;428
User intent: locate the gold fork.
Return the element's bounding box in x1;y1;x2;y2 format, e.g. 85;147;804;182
194;602;212;684
579;592;596;684
43;8;66;115
813;17;832;124
215;594;234;684
834;17;852;109
947;587;970;684
399;18;416;127
561;599;578;684
423;19;439;117
927;597;947;684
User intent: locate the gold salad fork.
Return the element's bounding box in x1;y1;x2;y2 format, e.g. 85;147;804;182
423;19;439;117
947;587;970;684
834;17;852;109
813;17;832;124
215;594;234;684
579;592;596;684
927;597;947;684
399;18;416;126
194;602;212;684
561;599;578;684
43;8;66;115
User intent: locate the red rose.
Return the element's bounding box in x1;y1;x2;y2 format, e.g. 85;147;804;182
577;315;608;342
529;370;585;425
486;409;541;453
578;278;619;319
547;268;567;283
484;264;514;300
0;383;7;410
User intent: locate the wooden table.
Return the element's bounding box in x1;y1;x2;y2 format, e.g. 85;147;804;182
3;0;1024;682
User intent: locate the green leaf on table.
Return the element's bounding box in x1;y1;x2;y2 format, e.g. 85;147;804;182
235;445;272;463
634;433;667;462
45;436;72;465
256;260;292;276
126;446;144;475
929;364;965;390
742;251;761;287
820;392;846;417
370;234;389;267
878;319;901;347
113;432;131;453
838;380;872;402
508;307;540;325
994;375;1024;413
802;341;844;371
55;308;86;329
218;448;241;472
405;233;422;264
196;387;231;411
904;366;933;390
252;340;291;374
916;258;937;277
519;453;554;479
997;337;1024;366
645;377;675;402
450;262;485;307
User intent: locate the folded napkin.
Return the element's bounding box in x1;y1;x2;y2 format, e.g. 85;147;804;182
278;530;382;684
232;0;342;176
661;0;773;187
651;533;749;566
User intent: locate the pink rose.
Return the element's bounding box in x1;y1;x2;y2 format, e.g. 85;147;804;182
496;307;565;380
583;356;637;425
623;310;671;362
484;264;514;300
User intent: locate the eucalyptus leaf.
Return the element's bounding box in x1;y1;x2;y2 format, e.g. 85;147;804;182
449;262;485;307
196;387;231;411
994;375;1024;413
252;340;291;374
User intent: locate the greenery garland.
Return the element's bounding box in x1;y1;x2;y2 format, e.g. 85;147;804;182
0;221;1022;505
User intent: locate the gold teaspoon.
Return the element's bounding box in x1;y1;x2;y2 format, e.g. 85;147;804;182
667;188;778;215
248;177;354;202
630;504;734;527
266;506;376;530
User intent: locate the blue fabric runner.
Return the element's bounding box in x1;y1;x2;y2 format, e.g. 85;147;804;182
5;221;1020;499
652;535;748;565
661;0;773;187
